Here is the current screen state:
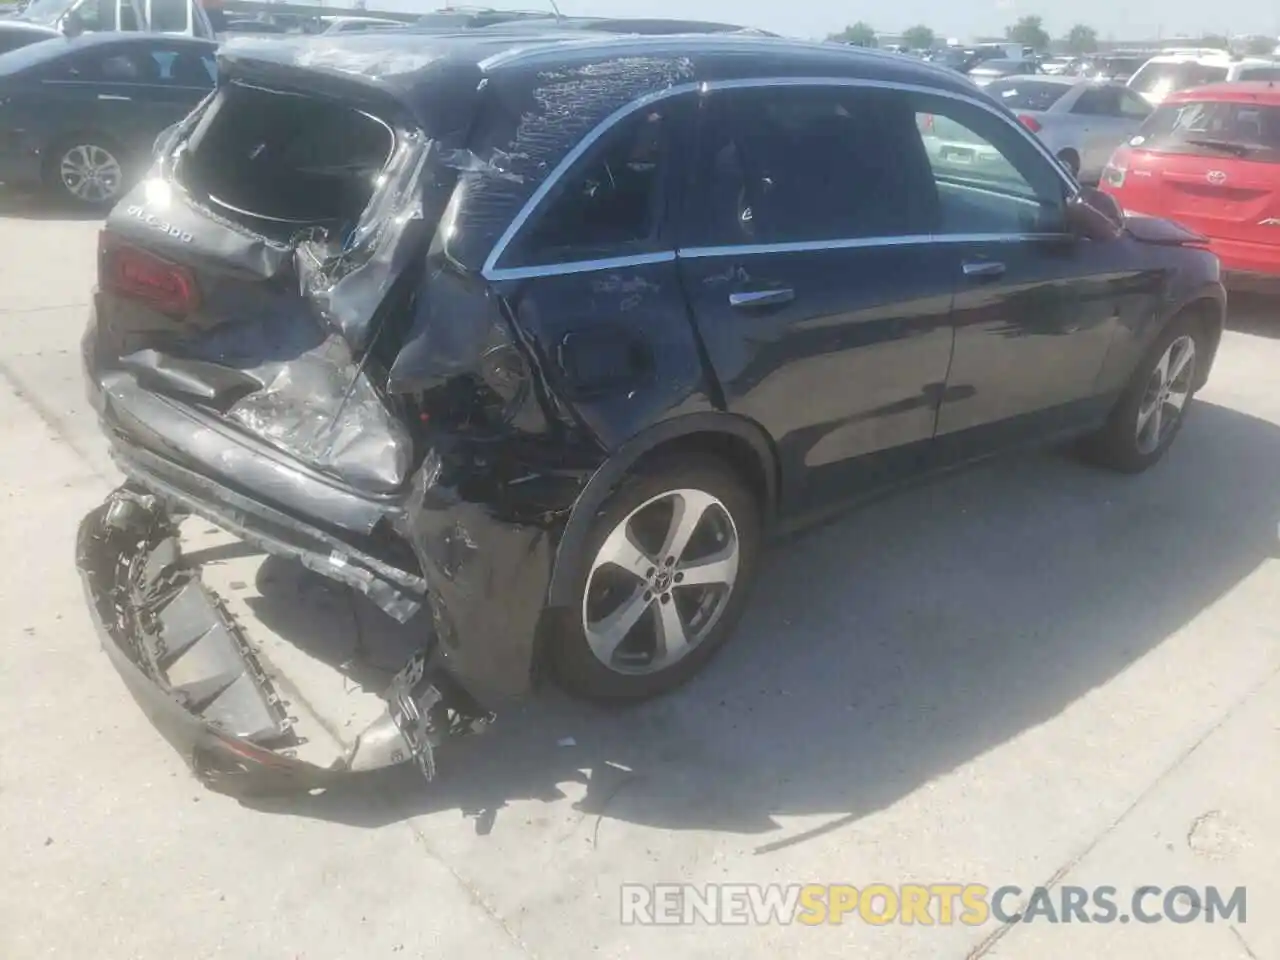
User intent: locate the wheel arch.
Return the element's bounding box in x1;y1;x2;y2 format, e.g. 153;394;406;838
1166;285;1226;390
545;412;780;608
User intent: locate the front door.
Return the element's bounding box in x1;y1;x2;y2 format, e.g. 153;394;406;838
675;83;957;517
913;90;1133;449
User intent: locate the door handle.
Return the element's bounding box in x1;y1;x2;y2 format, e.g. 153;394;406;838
729;288;794;309
962;260;1006;279
97;94;132;101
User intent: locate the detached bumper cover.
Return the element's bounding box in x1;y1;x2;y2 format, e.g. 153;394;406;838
77;489;493;791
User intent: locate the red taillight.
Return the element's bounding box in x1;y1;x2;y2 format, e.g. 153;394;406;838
1017;114;1042;133
920;114;935;132
99;234;198;315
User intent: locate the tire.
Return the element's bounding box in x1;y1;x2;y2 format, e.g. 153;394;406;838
1083;311;1205;473
1057;149;1081;179
550;453;762;702
44;136;128;208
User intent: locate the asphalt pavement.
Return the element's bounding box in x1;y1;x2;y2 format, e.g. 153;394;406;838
1;190;1276;960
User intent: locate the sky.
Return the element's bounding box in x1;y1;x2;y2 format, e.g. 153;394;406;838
368;0;1279;43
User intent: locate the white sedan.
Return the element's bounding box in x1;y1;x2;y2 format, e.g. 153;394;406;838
983;76;1154;182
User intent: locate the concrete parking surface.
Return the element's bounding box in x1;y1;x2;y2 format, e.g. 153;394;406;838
1;190;1277;960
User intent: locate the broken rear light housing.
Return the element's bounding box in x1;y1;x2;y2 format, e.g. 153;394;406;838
99;234;200;316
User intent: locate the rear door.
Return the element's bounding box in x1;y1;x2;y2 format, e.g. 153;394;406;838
675;82;957;516
1122;97;1280;245
1071;84;1152;179
36;44;172;163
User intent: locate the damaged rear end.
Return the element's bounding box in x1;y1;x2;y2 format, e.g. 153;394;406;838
78;37;595;787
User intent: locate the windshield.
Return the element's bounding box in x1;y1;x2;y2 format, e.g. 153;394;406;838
1135;99;1280;163
0;35;68;75
1128;61;1229;100
17;0;75;23
986;78;1070;110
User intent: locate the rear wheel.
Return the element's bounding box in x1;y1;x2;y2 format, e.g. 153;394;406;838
551;454;761;702
45;137;126;208
1083;312;1204;472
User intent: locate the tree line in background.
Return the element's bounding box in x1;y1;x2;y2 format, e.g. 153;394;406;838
827;16;1277;56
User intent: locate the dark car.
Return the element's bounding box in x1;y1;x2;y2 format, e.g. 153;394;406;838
77;30;1225;790
0;32;215;204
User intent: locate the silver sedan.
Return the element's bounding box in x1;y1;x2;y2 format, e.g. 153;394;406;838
983;76;1153;182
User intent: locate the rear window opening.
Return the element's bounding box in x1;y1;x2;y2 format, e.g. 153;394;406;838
177;83;397;238
1137;100;1280;164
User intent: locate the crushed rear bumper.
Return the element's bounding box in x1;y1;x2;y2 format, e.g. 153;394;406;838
76;489;493;793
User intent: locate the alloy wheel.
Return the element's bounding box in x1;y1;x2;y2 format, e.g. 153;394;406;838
59;144;123;205
1135;334;1196;456
582;488;740;675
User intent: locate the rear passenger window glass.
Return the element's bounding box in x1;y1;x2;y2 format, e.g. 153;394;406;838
914;94;1068;234
1118;90;1153;118
507;103;674;266
1072;86;1120;116
682;86;938;247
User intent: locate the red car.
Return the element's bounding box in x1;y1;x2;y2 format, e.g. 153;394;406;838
1101;82;1280;282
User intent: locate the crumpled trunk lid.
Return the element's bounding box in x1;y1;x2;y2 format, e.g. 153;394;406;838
93;51;480;497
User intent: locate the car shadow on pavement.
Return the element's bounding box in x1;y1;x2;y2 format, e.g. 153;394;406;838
0;187;105;222
235;401;1280;843
1226;292;1279;339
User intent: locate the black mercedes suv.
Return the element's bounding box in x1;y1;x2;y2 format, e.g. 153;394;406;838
77;28;1225;787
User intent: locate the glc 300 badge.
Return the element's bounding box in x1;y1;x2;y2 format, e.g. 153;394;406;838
125;205;193;244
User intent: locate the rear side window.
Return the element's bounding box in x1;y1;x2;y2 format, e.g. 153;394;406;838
681;85;938;246
1128;62;1229;99
1135;100;1280;163
1238;66;1280;82
987;79;1070;111
506;100;676;267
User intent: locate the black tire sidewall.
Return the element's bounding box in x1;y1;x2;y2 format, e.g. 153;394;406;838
1094;311;1204;472
550;454;762;702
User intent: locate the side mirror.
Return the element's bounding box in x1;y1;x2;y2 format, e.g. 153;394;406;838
58;10;85;36
1065;186;1124;240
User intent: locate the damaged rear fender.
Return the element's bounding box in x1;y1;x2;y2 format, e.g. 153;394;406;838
545;412;780;609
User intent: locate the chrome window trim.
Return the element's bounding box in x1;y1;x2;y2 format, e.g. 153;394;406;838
679;233;1069;259
480;75;1081;282
487;251;676;281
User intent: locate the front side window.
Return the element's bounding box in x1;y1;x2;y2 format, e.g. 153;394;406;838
145;47;212;85
681;85;937;247
914;93;1068;234
504;100;676;267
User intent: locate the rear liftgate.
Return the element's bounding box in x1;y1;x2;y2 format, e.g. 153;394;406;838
77;488;493;792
